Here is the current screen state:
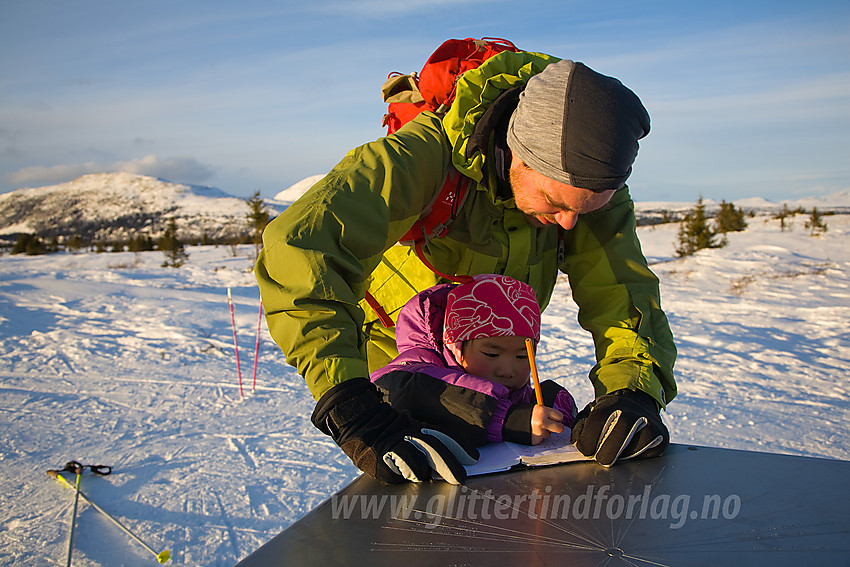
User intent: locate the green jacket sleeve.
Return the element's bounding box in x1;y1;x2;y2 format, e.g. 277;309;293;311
255;114;451;401
560;187;677;408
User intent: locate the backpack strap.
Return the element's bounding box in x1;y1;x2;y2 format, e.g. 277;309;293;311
364;290;395;328
365;167;474;328
399;166;472;246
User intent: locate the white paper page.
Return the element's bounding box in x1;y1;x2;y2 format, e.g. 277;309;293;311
465;428;591;476
464;442;521;476
505;429;591;465
505;428;573;458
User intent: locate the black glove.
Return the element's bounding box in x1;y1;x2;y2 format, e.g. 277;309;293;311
570;388;669;467
311;378;478;484
502;403;535;445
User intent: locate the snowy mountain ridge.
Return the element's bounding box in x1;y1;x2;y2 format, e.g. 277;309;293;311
634;190;850;216
0;172;284;244
3;172;848;246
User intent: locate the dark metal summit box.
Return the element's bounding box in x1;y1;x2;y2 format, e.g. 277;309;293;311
235;445;850;566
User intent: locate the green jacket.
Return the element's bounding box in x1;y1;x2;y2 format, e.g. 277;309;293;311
255;50;677;407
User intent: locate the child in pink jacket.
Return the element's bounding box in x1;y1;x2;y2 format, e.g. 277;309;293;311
371;274;578;448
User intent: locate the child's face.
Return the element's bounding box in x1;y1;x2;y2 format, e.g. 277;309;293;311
459;335;531;392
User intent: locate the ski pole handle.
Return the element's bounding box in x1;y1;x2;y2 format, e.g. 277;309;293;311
47;470;171;564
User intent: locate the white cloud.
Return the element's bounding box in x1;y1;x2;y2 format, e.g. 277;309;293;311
112;154;214;183
7;162;101;186
6;155;214;188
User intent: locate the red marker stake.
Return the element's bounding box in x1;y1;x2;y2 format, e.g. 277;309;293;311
227;288;243;397
252;301;263;392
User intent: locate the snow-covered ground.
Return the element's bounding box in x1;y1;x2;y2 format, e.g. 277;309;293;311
1;213;848;566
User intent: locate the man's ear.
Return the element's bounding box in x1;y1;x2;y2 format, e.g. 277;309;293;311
510;149;530;171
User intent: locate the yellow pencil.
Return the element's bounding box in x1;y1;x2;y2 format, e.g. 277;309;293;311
525;338;544;405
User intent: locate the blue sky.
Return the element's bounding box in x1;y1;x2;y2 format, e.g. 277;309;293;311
1;1;848;202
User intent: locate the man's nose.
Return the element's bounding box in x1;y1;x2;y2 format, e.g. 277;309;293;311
554;210;579;230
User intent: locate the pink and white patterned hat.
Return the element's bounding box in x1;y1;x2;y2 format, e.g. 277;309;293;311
443;275;541;355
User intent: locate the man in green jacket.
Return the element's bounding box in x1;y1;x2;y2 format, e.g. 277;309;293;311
256;50;677;484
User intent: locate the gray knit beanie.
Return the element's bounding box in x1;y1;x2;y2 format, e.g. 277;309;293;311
506;59;650;192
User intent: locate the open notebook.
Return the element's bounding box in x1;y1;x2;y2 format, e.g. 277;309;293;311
465;429;593;477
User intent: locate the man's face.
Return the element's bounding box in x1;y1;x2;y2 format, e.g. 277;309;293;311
509;151;616;230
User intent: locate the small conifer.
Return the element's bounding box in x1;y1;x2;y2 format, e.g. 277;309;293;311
158;219;189;267
805;207;828;236
675;197;725;257
715;201;748;234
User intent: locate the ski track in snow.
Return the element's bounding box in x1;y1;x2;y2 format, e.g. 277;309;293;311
1;216;849;566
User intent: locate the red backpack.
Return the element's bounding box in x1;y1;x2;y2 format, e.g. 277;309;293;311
381;37;519;135
365;38;520;327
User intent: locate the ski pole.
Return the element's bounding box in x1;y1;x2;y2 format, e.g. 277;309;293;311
252;301;263;392
64;462;83;567
47;469;171;564
227;287;244;397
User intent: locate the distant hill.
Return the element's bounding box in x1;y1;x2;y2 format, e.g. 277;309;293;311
634;191;850;225
635;192;850;213
272;175;326;204
0;172;284;245
4;171;846;247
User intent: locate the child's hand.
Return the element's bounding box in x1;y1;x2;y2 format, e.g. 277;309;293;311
531;405;565;445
